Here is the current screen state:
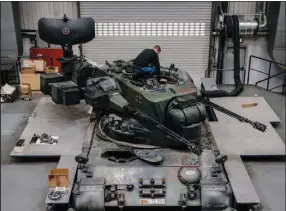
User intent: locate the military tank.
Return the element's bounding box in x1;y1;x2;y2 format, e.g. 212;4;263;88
38;15;266;211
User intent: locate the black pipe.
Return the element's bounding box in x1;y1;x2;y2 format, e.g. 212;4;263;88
206;2;217;77
216;30;226;84
215;2;228;84
21;33;36;38
202;15;244;98
12;2;23;57
229;15;244;95
21;29;37;33
77;1;83;57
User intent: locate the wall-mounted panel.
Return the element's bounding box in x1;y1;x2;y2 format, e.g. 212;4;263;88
18;1;78;30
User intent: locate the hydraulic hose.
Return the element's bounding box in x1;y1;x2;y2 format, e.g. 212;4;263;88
202;15;244;97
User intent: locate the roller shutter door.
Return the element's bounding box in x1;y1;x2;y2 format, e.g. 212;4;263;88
79;2;212;85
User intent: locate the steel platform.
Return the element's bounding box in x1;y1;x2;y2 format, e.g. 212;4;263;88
201;78;285;206
224;155;260;204
210;97;281;124
201;77;284;157
201;77;281;124
210;121;285;156
10;97;91;157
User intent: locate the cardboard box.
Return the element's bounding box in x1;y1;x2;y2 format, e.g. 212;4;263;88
44;66;59;73
20;83;32;100
33;59;46;72
21;65;36;74
48;168;69;188
20;83;31;94
20;73;40;91
23;59;34;66
23;59;46;72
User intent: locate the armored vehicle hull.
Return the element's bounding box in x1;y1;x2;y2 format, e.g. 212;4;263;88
70;120;233;211
38;16;266;211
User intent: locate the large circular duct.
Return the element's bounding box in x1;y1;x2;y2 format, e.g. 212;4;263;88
238;19;259;36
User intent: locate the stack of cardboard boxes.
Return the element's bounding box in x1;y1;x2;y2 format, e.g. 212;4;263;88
20;59;59;92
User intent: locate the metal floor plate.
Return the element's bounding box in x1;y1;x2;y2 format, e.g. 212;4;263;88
210;122;285;156
31;97;91;121
224;155;260;204
210;97;281;124
10;97;91;157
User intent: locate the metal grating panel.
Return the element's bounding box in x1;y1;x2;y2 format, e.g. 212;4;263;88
80;2;212;21
210;97;281;124
31;97;91;121
10;97;90;157
224;155;260;204
79;2;212;86
210;122;285;156
94;22;207;36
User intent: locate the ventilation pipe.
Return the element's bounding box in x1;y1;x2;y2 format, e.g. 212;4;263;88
202;15;244;97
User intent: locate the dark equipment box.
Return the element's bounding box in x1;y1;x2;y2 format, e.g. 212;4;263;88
62;87;81;105
50;81;80;105
40;73;65;95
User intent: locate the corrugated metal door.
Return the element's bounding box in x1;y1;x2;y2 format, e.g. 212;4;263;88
79;2;212;84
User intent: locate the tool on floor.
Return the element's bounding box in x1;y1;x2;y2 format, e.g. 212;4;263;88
242;102;258;108
32;133;58;145
48;186;69;200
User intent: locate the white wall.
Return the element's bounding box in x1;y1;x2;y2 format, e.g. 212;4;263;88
19;2;78;30
18;1;80;55
1;1;18;63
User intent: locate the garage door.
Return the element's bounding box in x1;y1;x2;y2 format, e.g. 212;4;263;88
79;2;212;85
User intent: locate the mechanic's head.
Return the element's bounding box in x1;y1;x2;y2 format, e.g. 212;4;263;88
153;45;161;54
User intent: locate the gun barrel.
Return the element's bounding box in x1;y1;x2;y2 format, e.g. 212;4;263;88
199;98;267;132
124;105;202;155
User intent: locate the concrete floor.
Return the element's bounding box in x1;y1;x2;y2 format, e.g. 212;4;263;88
1;86;285;211
1;93;58;211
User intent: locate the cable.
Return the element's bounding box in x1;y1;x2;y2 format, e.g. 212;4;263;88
48;188;69;201
201;15;244;98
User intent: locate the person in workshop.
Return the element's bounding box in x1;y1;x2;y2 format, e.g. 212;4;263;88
132;45;162;78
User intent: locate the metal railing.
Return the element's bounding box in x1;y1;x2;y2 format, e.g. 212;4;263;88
247;55;286;94
205;67;247;85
